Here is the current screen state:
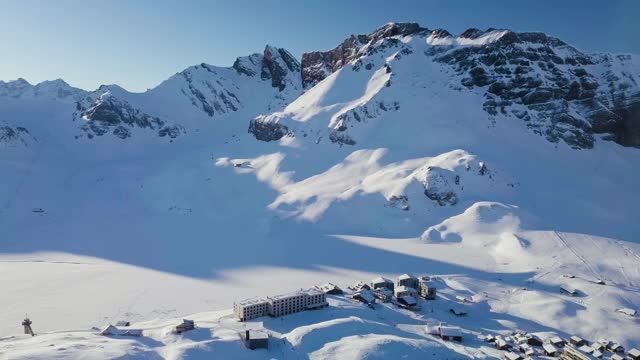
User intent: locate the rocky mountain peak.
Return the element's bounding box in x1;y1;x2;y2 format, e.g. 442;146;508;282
301;22;428;88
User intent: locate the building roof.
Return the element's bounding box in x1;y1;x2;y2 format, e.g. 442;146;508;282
630;348;640;357
439;326;461;337
268;288;322;301
611;354;624;360
543;343;557;353
237;298;268;306
399;295;417;306
371;276;392;284
549;336;564;344
249;330;268;340
395;285;417;293
570;335;584;342
504;351;522;360
354;289;375;303
398;273;416;280
616;307;637;316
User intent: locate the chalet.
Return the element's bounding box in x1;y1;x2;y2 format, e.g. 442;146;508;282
561;285;578;296
527;335;543;346
371;277;394;291
419;277;437;300
591;349;602;359
397;295;418;309
610;354;624;360
394;285;418;298
319;283;343;295
543;343;558;356
439;325;462;342
484;334;496;343
606;343;624;353
353;281;371;291
353;288;376;305
242;330;268;350
176;319;195;334
396;274;419;290
570;336;586;347
495;337;510;350
629;348;640;360
504;351;523;360
615;307;637;317
374;287;393;302
100;324;142;337
549;336;565;347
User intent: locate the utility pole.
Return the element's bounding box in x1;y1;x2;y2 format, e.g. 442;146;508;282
22;316;34;336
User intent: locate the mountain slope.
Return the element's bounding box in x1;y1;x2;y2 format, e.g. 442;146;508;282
0;22;639;358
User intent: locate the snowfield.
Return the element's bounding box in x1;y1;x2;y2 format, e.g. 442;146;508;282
1;22;639;359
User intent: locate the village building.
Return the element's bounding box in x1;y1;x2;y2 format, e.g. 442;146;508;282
397;295;417;309
561;285;578;296
549;336;566;347
373;287;393;302
615;307;637;317
543;343;559;356
353;288;376;305
495;337;510;351
438;325;462;342
234;289;328;321
371;277;394;291
319;283;343;295
561;344;597;360
606;342;624;353
234;298;269;322
503;351;523;360
242;330;268;350
629;348;640;360
394;285;418;298
570;336;586;347
610;354;624;360
267;289;327;317
396;274;419;290
175;319;195;334
419;277;437;300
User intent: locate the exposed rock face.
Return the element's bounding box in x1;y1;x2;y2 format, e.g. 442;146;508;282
248;116;290;141
0;123;34;147
414;166;459;206
76;93;183;139
301;22;427;88
434;31;640;149
261;46;301;91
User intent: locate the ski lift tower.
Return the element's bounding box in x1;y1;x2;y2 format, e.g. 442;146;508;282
22;316;34;336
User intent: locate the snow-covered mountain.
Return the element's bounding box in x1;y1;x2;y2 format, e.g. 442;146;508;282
1;23;639;359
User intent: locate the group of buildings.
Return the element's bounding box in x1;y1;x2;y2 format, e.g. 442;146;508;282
233;288;328;322
489;330;640;360
353;274;437;309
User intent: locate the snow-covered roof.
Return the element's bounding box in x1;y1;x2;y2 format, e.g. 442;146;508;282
248;330;268;340
395;285;417;293
616;307;637;316
354;289;375;303
578;344;592;353
504;351;522;360
439;326;461;337
398;273;415;280
629;348;640;357
549;336;564;344
399;295;417;305
237;298;268;306
611;354;624;360
543;343;557;353
371;276;392;284
570;335;583;342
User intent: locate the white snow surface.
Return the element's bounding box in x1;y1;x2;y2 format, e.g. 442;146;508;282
1;23;639;359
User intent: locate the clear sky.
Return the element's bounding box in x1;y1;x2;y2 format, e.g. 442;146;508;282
0;0;637;92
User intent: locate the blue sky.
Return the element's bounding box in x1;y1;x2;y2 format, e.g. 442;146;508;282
0;0;637;92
